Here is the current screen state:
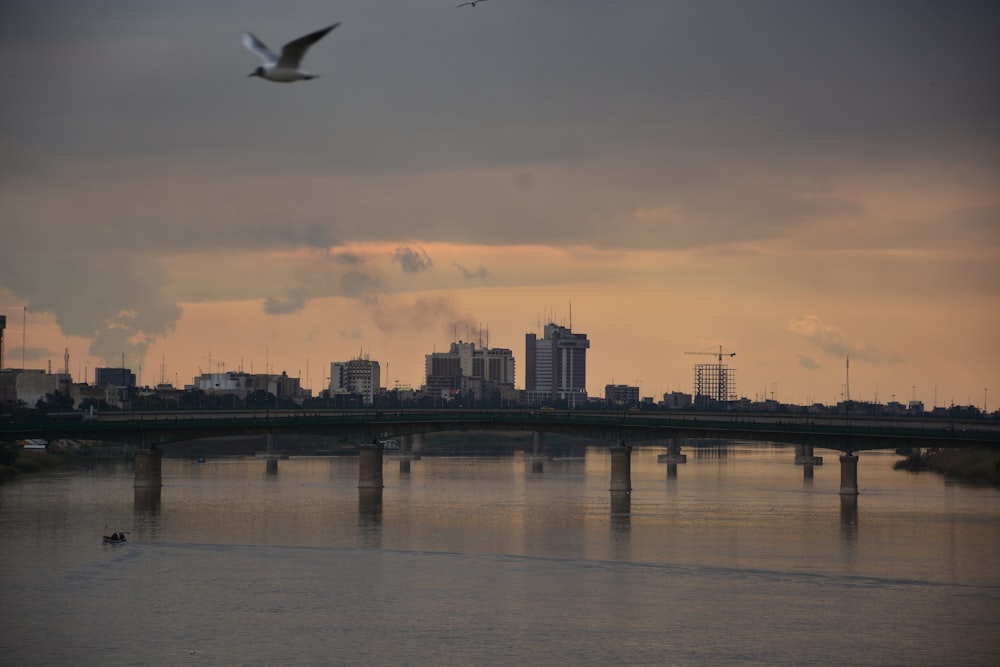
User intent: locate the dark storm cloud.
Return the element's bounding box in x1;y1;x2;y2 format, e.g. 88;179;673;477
5;2;995;169
393;246;433;273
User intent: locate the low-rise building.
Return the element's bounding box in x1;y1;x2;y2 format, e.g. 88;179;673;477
661;391;693;409
605;384;639;407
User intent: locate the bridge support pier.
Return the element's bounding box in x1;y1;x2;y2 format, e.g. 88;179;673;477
359;442;385;490
134;449;162;489
258;434;283;474
609;444;632;493
657;439;687;464
839;453;859;495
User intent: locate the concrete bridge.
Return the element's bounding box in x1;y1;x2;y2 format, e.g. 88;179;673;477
5;408;998;450
5;409;998;504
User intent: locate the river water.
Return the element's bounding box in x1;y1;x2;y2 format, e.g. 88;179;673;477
1;443;998;666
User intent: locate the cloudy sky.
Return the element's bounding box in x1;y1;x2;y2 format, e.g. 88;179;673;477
1;1;998;407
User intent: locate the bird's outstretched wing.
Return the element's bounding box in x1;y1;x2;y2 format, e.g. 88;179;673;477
243;32;278;65
277;23;340;69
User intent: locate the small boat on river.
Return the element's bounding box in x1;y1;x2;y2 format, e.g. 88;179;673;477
102;533;127;545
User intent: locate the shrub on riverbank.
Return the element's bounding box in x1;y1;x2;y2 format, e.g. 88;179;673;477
0;448;94;483
921;449;1000;486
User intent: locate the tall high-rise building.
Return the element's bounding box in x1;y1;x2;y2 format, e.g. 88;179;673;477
524;323;589;407
330;358;381;405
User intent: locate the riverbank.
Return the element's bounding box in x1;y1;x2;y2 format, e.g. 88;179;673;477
0;448;93;483
894;449;1000;486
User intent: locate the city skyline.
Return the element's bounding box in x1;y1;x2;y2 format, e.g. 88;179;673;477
1;2;998;409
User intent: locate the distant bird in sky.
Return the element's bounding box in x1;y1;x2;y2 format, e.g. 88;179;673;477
457;0;487;7
243;23;340;82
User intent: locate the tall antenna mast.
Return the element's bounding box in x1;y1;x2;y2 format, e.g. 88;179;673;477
569;299;573;329
845;356;851;404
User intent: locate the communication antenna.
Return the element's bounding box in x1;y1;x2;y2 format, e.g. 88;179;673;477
845;356;850;404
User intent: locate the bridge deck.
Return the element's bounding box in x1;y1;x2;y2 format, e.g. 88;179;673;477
3;410;999;453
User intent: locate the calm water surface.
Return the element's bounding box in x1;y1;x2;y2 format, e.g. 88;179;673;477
1;443;998;666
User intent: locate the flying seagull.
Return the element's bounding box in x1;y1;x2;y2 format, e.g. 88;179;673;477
457;0;487;7
243;23;340;82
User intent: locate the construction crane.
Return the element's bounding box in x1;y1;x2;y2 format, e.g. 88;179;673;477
684;346;736;407
684;345;735;363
